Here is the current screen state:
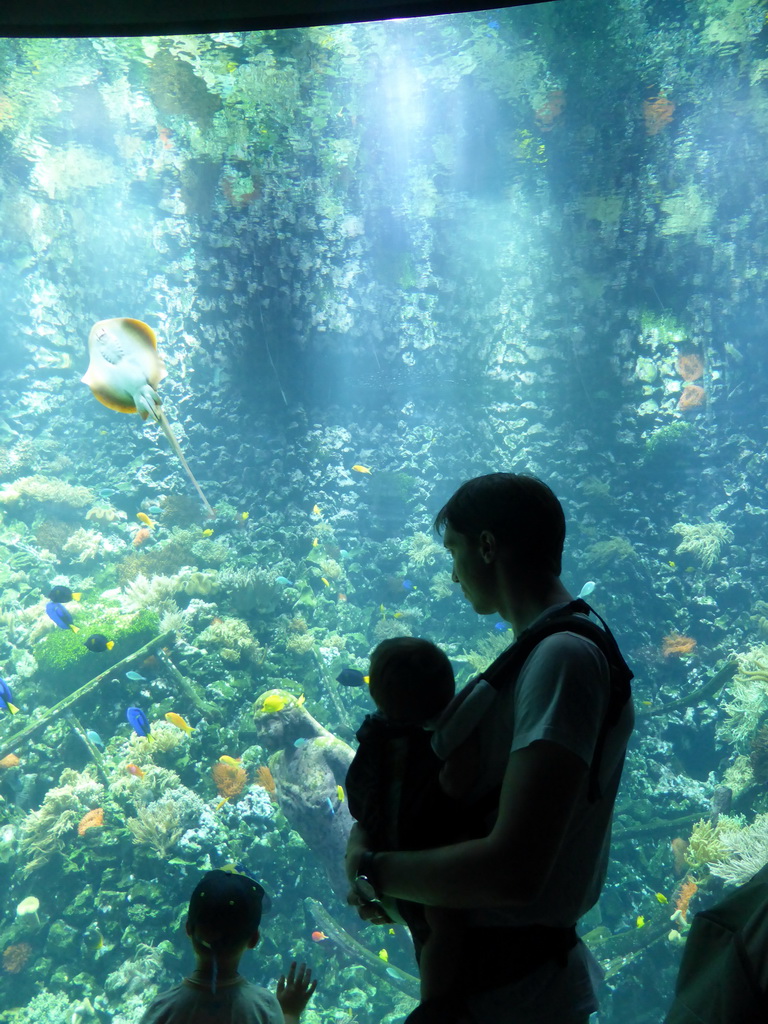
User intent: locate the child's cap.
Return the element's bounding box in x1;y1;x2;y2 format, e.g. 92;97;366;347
188;869;266;939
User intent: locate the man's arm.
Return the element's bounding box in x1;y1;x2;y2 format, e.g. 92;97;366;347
352;739;587;909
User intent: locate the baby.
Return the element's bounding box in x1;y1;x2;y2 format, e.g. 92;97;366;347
346;637;468;1004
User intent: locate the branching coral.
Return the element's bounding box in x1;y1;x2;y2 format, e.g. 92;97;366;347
585;536;636;567
219;567;281;615
197;614;261;663
63;527;125;563
722;645;768;746
119;572;184;614
674;520;734;569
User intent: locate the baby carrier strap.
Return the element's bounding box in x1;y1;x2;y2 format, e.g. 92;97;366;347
480;599;633;802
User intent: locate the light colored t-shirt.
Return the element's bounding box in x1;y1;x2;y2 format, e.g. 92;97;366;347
139;975;284;1024
434;607;635;1024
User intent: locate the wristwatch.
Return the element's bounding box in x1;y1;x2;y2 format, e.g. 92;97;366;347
354;850;383;904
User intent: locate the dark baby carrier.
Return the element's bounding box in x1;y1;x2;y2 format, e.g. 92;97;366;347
406;599;633;1023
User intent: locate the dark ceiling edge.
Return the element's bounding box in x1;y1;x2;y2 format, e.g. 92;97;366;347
0;1;540;37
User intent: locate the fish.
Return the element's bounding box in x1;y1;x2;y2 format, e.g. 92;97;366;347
82;924;105;952
241;512;249;520
293;738;308;748
165;712;194;733
219;755;242;766
86;730;104;748
261;693;288;713
655;893;668;904
85;634;114;653
311;931;328;942
336;785;344;803
636;916;645;928
136;513;154;527
312;538;319;547
0;679;19;715
201;528;214;538
325;797;335;815
275;576;293;586
320;577;330;587
336;668;369;688
125;763;145;778
81;318;214;517
378;949;389;962
46;602;79;632
126;707;151;738
312;504;322;516
577;581;596;600
352;465;371;474
48;586;81;603
401;579;415;591
125;671;146;682
493;621;509;632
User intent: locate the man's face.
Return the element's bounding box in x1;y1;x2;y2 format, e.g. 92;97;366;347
442;522;497;615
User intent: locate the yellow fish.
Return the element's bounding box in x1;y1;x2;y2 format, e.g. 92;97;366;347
352;465;371;474
336;785;344;802
165;712;194;734
136;512;154;527
262;694;287;713
655;892;669;904
241;512;249;520
321;577;330;587
297;694;305;706
312;538;319;547
668;561;676;568
202;528;214;537
636;916;645;928
219;755;242;766
312;504;322;516
378;949;389;962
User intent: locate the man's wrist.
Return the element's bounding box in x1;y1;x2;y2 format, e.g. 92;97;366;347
357;849;379;887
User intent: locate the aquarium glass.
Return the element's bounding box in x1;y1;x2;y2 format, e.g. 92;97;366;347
0;1;767;1021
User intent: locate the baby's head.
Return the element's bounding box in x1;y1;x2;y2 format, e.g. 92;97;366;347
185;869;266;985
368;637;454;726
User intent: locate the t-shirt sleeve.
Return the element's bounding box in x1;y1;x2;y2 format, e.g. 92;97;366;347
510;631;611;766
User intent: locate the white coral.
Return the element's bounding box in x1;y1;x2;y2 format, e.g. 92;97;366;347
710;813;768;886
119;573;184;614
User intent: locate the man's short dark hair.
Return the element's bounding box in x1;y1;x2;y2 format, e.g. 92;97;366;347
433;473;565;577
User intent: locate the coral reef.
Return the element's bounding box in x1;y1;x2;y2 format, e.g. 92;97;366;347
19;769;104;874
126;793;202;858
710;813;768;886
673;520;734;569
403;530;443;568
0;475;94;509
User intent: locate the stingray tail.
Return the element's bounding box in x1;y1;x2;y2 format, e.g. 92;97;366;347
154;408;215;518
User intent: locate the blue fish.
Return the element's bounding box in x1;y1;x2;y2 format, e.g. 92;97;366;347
86;730;104;748
325;797;335;816
293;737;308;748
46;601;79;632
275;576;293;586
125;671;146;682
494;621;509;632
126;707;151;738
401;579;415;591
336;668;369;688
0;679;19;715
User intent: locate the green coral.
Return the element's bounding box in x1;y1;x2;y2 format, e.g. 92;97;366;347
34;607;159;684
644;421;694;456
585;536;636;567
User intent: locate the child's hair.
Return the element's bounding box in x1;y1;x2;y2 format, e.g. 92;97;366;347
369;637;454;725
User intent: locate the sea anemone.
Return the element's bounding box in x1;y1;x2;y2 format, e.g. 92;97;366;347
676;352;704;381
678;385;706;411
3;942;32;973
212;762;247;806
662;633;697;657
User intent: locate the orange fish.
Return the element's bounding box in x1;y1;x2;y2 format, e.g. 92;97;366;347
165;712;194;734
311;931;328;942
126;763;145;778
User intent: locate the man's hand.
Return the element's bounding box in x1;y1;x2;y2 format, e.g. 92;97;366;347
344;821;371;884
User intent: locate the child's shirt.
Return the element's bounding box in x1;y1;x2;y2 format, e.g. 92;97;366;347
139;975;284;1024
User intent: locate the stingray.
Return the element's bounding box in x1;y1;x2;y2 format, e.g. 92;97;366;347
82;317;214;516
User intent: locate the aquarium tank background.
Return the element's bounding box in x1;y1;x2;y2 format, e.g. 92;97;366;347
0;0;767;1020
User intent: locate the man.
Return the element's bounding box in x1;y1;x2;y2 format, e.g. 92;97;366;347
346;473;634;1024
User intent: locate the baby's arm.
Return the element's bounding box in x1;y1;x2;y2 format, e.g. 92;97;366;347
418;907;465;1002
276;962;317;1024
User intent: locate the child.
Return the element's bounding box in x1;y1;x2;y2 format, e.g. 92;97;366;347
139;868;317;1024
345;637;473;1006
